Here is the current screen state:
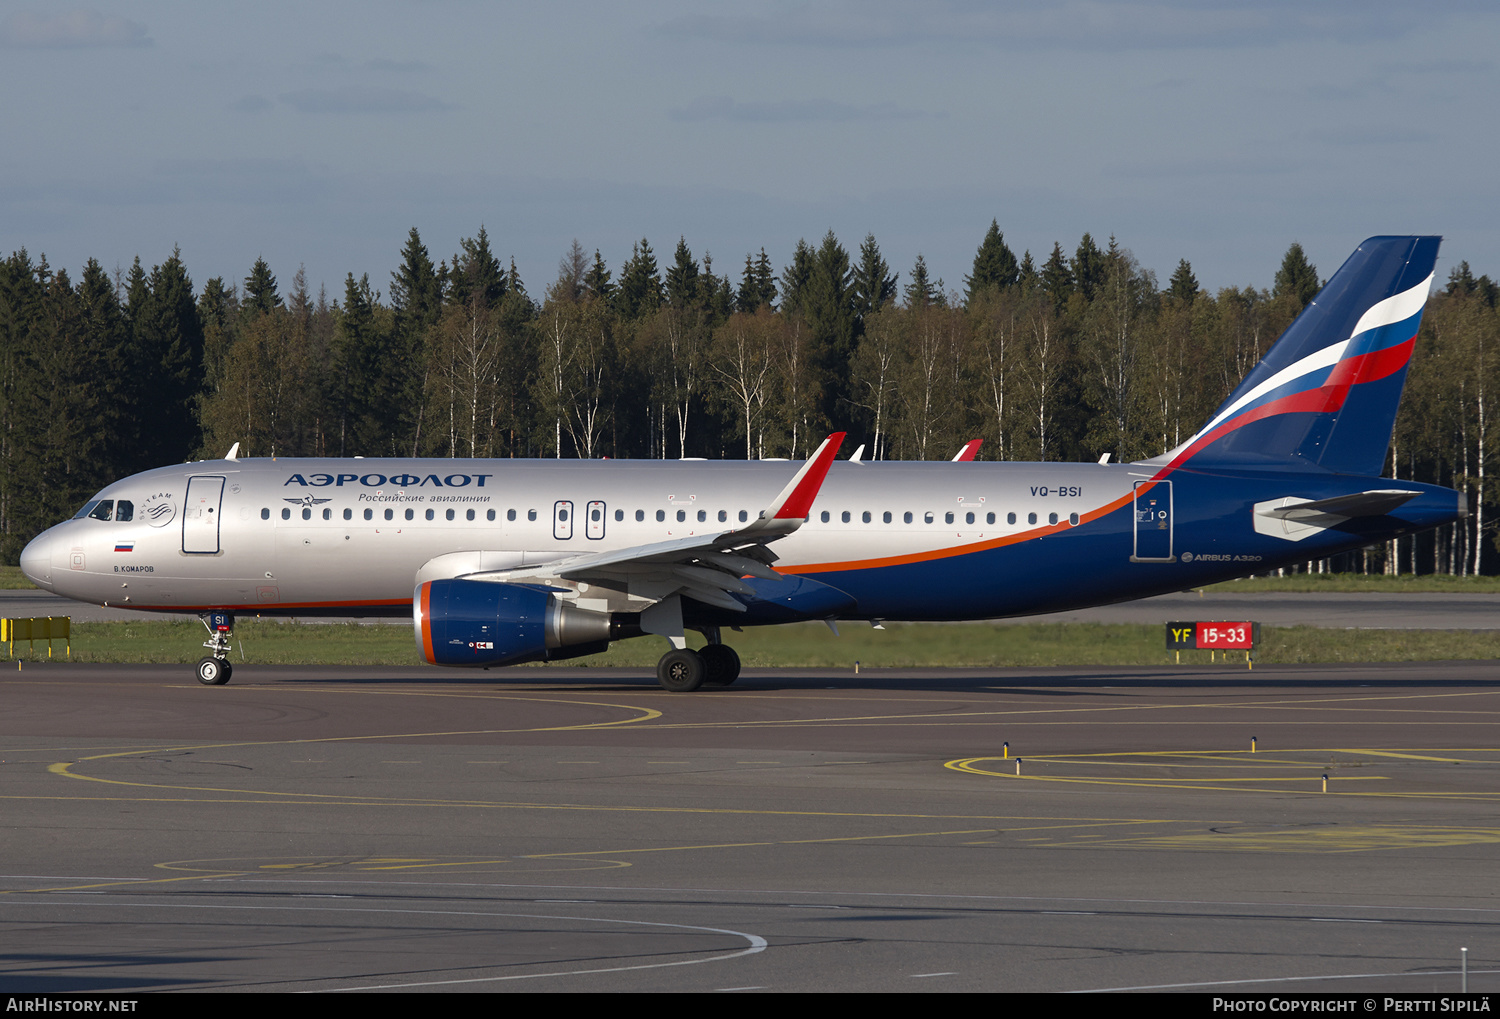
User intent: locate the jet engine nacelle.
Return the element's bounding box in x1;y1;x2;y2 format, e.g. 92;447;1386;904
414;578;615;667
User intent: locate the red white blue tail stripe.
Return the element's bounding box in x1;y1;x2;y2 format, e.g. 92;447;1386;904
1154;236;1441;477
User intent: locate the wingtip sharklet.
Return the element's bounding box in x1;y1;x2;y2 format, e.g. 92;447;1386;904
762;432;846;522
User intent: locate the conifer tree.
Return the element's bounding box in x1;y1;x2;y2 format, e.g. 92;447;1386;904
1273;242;1320;308
904;254;936;309
450;227;506;309
584;250;614;304
779;240;815;316
737;253;762;313
243;257;281;317
1041;243;1074;311
1017;250;1038;290
616;239;663;321
665;237;700;309
964;220;1019;303
1072;233;1105;302
853;233;898;320
1167;259;1199;303
754;248;777;310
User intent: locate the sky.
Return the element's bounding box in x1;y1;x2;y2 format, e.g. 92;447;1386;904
2;0;1497;304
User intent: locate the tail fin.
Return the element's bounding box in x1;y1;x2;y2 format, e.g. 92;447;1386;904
1156;235;1440;476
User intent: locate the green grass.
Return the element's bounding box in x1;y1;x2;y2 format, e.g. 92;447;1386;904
1205;573;1500;593
10;617;1500;668
0;566;35;590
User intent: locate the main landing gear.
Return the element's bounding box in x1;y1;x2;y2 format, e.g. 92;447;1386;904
655;633;741;693
195;611;235;685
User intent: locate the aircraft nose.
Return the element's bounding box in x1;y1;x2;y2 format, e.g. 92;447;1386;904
19;532;52;589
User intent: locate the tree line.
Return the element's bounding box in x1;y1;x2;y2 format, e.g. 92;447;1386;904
1;224;1496;572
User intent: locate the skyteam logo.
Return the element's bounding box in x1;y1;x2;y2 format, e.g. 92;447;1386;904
141;492;176;527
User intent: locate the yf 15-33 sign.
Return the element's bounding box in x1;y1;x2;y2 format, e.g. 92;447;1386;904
1166;621;1260;650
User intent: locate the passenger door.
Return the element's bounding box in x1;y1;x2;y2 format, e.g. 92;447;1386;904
1131;480;1173;562
182;476;226;554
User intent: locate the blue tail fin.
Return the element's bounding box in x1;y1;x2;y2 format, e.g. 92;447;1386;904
1158;235;1440;476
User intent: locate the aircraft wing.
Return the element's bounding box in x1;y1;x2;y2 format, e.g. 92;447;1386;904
464;433;846;613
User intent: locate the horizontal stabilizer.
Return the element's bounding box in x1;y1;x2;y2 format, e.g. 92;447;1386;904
1261;489;1422;520
1253;488;1422;542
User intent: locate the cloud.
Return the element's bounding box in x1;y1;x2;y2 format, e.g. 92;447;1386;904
229;95;273;114
659;1;1479;52
669;96;930;123
1;9;151;48
365;57;432;73
278;86;454;114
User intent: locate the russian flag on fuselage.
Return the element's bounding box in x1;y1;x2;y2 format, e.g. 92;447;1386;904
1158;236;1440;478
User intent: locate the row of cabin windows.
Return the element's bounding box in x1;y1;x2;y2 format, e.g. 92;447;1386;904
258;504;1080;527
818;509;1079;526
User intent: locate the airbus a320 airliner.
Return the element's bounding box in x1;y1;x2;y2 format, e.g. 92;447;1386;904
20;236;1463;691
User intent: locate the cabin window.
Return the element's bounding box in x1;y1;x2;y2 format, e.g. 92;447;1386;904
487;509;496;521
862;511;872;523
447;509;456;521
987;512;996;524
425;509;434;521
1069;512;1079;526
261;507;270;520
615;509;624;522
1027;512;1037;525
301;508;311;520
842;511;851;523
903;512;912;523
965;512;975;525
739;510;749;522
405;508;415;521
1049;512;1058;525
676;510;686;522
89;501;114;521
322;507;332;520
945;512;954;524
281;508;291;520
527;509;537;521
466;509;474;521
364;508;373;521
384;509;394;521
635;509;644;521
115;500;134;521
656;510;666;522
821;511;830;523
924;511;934;524
1007;512;1016;525
719;509;728;522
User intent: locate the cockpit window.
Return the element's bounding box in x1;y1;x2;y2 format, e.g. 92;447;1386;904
115;500;134;522
87;500;114;521
73;500;100;520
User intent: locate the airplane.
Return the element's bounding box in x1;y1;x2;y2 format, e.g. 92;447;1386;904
18;236;1463;692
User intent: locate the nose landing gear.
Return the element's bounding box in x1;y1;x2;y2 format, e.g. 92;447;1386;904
196;611;235;685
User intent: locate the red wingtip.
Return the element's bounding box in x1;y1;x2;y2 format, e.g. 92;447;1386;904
776;432;846;519
954;439;982;462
